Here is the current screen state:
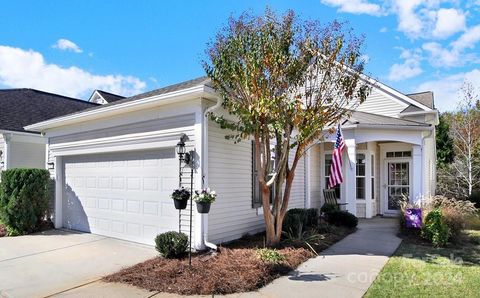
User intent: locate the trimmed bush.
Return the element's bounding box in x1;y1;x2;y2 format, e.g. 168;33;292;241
0;168;51;236
421;208;450;247
155;231;188;259
282;208;319;237
320;203;338;214
325;210;358;228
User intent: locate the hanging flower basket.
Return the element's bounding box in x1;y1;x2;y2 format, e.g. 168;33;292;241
196;201;211;214
193;188;217;214
171;187;191;210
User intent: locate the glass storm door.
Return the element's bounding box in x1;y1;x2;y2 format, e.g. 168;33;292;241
387;162;410;211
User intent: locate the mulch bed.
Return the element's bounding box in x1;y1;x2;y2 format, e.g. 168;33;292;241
104;227;353;295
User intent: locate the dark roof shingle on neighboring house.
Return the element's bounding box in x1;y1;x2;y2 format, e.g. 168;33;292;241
96;90;125;103
406;91;434;109
0;89;98;133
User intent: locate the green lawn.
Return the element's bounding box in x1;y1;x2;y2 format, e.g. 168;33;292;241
365;230;480;298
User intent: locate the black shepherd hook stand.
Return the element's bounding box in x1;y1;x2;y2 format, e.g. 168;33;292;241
176;134;195;267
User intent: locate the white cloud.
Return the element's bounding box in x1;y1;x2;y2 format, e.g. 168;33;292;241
391;0;424;37
379;27;388;32
320;0;383;15
452;24;480;51
422;42;460;67
0;45;146;98
387;48;423;81
432;8;466;39
415;69;480;111
52;38;83;53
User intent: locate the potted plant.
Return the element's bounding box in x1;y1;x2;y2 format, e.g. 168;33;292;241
193;188;217;213
171;187;190;210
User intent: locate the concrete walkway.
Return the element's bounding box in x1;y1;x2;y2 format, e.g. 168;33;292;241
55;217;402;298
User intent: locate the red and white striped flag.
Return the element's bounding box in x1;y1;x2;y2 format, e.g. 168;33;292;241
328;124;345;188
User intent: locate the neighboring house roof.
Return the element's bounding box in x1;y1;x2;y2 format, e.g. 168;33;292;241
96;90;126;103
406;91;434;109
0;89;97;133
89;89;126;104
344;110;431;128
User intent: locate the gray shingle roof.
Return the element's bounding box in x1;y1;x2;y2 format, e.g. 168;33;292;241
0;89;97;133
96;90;125;103
406;91;434;109
345;110;430;127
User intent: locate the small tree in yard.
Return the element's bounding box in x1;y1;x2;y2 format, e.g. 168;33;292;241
446;83;480;197
203;10;369;246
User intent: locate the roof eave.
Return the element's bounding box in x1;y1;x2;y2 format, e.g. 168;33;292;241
340;124;432;131
25;84;218;132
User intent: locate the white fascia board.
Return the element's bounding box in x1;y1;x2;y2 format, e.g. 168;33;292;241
339;124;432;131
25;85;217;132
0;130;46;144
398;110;438;117
360;75;432;112
49;128;186;156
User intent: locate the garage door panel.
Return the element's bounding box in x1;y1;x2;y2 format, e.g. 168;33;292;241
63;149;178;245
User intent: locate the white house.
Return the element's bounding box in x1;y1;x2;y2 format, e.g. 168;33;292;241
0;89;97;172
25;77;438;249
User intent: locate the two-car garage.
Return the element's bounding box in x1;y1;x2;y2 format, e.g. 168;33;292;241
62;149;179;245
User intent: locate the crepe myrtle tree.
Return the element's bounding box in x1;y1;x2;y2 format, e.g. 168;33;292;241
203;9;370;246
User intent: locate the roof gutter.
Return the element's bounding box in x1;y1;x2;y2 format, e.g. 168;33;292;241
25;85;218;132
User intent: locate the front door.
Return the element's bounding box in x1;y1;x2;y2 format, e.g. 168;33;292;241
386;161;410;212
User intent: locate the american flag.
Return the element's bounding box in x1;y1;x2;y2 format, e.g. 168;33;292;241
328;124;345;188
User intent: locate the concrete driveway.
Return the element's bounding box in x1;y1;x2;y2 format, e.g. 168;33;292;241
0;229;157;298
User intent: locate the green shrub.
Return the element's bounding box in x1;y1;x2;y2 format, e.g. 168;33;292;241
282;208;319;237
325;210;358;228
421;209;450;247
320;203;338;214
256;248;285;264
155;231;188;259
0;168;51;236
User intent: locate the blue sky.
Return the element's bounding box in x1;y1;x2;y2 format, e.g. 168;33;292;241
0;1;479;112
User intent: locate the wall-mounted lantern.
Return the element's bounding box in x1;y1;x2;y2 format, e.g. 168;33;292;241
176;134;191;166
47;162;55;170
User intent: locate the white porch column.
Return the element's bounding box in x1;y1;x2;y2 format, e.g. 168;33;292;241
411;145;422;205
344;139;356;215
3;133;11;170
364;146;373;218
54;156;63;228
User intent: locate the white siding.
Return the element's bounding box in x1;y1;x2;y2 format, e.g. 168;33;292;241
207;121;306;244
9;141;46;169
357;89;408;117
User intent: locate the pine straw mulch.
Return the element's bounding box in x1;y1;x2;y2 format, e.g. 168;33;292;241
104;228;353;295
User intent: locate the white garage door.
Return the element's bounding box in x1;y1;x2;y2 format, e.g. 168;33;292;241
63;149;179;245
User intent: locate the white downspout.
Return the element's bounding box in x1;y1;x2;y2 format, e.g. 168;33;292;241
201;96;222;251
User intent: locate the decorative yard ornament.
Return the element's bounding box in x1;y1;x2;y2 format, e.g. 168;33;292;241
203;9;370;246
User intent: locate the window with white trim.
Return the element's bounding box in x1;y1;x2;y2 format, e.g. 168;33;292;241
356;153;366;200
371;154;375;201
